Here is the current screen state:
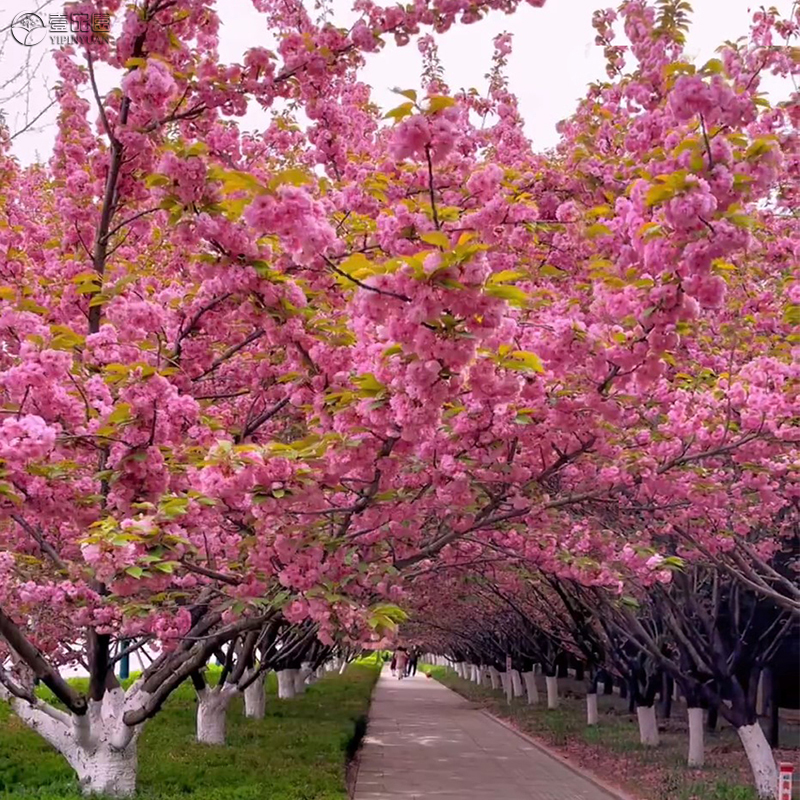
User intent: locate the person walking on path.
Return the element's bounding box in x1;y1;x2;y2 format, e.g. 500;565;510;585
394;648;408;680
406;649;418;677
390;653;397;677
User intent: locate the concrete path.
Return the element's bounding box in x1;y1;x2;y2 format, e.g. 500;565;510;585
354;669;619;800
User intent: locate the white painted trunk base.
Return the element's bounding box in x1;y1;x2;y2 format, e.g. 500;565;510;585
293;667;308;695
687;707;704;767
196;687;236;745
545;676;559;709
488;667;500;690
511;670;524;698
244;679;266;719
586;693;598;726
637;705;659;746
738;723;778;799
276;670;296;699
76;746;138;798
523;672;539;705
3;688;143;797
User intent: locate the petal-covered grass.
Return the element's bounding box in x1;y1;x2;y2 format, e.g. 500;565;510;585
424;665;799;800
0;662;380;800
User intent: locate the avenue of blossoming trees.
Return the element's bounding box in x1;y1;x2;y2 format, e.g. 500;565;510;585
0;0;797;796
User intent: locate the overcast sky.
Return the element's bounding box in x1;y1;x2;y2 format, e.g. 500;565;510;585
1;0;793;166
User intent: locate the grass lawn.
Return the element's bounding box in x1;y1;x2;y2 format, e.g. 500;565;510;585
0;662;380;800
423;665;800;800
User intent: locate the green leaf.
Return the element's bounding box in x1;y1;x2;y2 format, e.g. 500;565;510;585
700;57;724;75
586;223;613;238
384;102;415;122
125;566;145;579
393;88;417;102
420;231;450;249
108;403;133;425
505;350;544;373
426;96;455;113
268;168;312;190
485;284;528;307
489;270;527;284
145;174;171;188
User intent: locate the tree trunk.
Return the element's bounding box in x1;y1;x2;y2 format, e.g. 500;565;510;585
603;673;613;695
636;705;659;746
488;667;500;690
276;670;296;699
510;670;524;698
737;723;778;799
707;702;719;732
586;693;599;726
481;667;492;688
500;671;510;696
661;673;673;719
196;686;236;745
545;676;559;709
766;668;780;748
687;707;704;767
575;662;585;682
243;678;266;720
293;667;307;695
523;672;539;705
4;690;141;797
75;746;138;798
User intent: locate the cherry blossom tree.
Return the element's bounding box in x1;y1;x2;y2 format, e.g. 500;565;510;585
0;0;797;797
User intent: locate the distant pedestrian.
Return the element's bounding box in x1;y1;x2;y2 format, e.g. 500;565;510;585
390;653;397;677
395;648;408;680
407;651;418;677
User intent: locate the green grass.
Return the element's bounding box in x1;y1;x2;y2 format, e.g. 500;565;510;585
0;663;380;800
423;665;800;800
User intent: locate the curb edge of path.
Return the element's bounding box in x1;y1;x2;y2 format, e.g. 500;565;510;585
478;708;638;800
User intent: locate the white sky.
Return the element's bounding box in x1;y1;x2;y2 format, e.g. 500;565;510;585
1;0;794;166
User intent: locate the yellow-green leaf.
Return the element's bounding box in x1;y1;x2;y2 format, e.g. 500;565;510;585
426;96;456;113
420;231;450;249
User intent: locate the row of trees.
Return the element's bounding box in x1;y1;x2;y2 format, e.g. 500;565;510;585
410;558;797;798
0;0;796;796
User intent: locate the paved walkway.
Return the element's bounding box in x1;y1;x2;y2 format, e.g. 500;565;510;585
354;669;619;800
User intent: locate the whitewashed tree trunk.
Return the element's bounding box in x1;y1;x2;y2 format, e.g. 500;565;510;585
196;685;237;745
636;705;659;746
687;707;704;766
338;660;348;675
586;692;599;725
488;667;501;690
471;665;480;683
738;723;778;799
243;677;266;720
481;667;492;688
276;669;296;699
511;670;524;698
500;671;510;695
545;676;559;709
523;672;539;705
1;685;145;797
293;667;308;695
